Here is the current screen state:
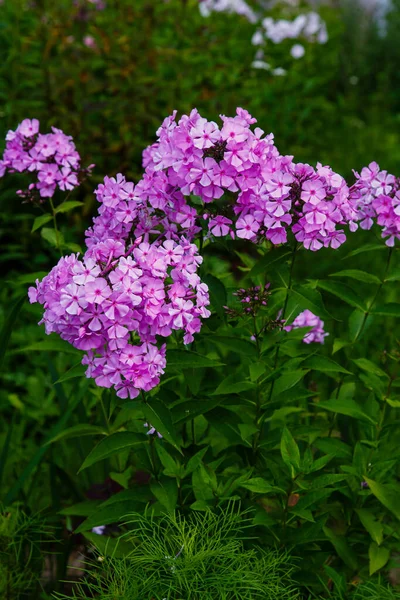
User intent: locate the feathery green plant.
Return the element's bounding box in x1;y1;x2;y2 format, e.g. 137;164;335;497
55;505;299;600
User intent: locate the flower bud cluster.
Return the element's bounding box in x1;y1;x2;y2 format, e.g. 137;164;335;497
0;119;91;202
228;283;271;318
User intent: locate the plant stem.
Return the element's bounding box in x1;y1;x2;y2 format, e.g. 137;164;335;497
253;244;298;457
49;196;63;256
356;246;393;342
266;243;298;405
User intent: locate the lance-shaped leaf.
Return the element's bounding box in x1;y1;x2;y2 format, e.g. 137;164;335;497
364;477;400;521
78;432;146;472
281;427;301;477
143;399;181;451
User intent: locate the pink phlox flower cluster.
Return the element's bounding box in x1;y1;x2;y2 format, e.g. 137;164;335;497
29;172;210;399
0;119;89;201
141;108;359;251
351;162;400;246
284;309;328;344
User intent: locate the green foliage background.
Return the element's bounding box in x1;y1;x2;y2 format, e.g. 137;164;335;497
1;0;400;598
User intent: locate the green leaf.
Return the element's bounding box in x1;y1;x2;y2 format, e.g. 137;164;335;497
143;399;181;451
203;274;227;318
309;474;348;489
281;427;301;477
249;247;292;278
352;358;388;378
41;227;64;247
333;338;349;354
156;444;180;476
304;356;351;375
0;294;25;370
323;565;347;597
75;498;144;533
372;303;400;318
355;509;384;546
265;406;303;423
0;416;14;490
78;432;146;471
211;336;258;357
55;201;84;214
54;362;86;383
290;285;332;321
307;454;335;473
364;477;400;521
316;280;366;311
150;479;178;513
5;383;87;505
386;398;400;408
14;337;81;355
31;213;52;232
274;370;308;396
369;542;390;575
59;501;101;516
293;489;333;512
240;478;284;494
184;447;209;477
45;424;107;445
349;309;369;342
10;272;47;286
316;399;377;425
172;398;222;425
213;374;255;396
345;243;387;258
166;349;224;369
82;532;133;559
385;267;400;282
330;269;381;284
323;526;358;570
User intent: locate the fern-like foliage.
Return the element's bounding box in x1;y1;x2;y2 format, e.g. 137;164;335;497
55;504;299;600
0;504;49;599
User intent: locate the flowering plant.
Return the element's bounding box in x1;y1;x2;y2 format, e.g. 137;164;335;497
2;109;400;596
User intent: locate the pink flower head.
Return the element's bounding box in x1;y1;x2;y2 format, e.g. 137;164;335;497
284;309;328;344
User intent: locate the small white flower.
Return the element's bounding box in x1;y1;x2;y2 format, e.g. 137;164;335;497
290;44;305;59
272;67;287;76
251;31;265;46
251;60;271;70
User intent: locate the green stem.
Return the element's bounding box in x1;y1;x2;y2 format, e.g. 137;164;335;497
99;394;110;433
49;196;63;256
266;243;298;405
253;244;298;456
149;435;159;482
356;246;393;343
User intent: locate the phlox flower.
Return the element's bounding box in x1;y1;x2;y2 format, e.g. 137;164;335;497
285;309;328;344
